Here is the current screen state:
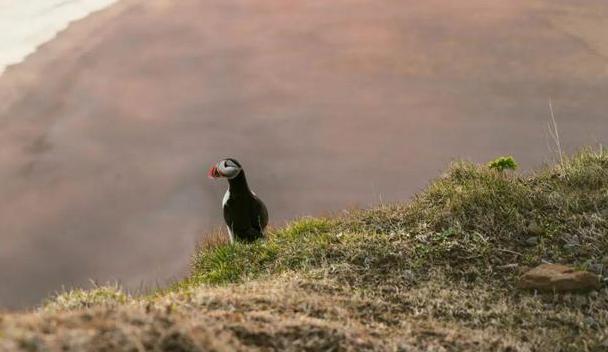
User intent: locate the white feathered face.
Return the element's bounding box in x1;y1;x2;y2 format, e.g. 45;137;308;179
208;158;242;179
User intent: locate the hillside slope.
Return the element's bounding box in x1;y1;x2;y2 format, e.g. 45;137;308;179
1;150;607;351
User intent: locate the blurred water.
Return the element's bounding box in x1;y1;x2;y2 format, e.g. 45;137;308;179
0;0;606;309
0;0;117;75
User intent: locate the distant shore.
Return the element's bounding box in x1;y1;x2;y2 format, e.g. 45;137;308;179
0;0;121;77
0;0;131;114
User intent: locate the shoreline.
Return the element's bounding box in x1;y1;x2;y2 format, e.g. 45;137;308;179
0;0;132;114
0;0;122;77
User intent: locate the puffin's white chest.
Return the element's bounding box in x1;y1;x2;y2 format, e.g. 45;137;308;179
223;189;234;242
222;189;230;207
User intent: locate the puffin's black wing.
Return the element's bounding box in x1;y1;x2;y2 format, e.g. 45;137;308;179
223;201;234;233
250;195;268;233
223;195;268;242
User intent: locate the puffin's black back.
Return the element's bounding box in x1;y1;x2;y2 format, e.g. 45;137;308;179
223;170;268;242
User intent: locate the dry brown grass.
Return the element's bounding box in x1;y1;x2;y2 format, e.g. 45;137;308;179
196;226;231;251
1;274;532;351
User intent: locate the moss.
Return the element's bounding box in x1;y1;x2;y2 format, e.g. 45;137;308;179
488;155;518;172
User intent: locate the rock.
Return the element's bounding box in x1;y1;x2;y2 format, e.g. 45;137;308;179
517;264;601;292
524;237;539;246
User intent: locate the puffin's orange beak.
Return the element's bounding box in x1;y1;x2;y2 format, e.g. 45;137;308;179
208;165;222;179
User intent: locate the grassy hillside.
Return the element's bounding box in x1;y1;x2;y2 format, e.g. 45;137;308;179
2;150;608;351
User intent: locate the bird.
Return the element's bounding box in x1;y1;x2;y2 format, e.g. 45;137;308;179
208;158;268;242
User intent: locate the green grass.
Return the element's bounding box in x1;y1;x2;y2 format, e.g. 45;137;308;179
188;218;335;286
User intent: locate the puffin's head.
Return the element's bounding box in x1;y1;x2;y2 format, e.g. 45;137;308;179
208;158;242;179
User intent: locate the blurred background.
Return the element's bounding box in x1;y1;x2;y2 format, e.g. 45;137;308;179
0;0;606;308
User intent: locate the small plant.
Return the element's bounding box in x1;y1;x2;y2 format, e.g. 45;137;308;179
488;156;518;172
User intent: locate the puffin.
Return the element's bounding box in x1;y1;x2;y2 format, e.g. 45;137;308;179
208;158;268;242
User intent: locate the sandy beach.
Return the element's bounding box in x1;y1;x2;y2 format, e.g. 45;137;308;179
0;0;607;308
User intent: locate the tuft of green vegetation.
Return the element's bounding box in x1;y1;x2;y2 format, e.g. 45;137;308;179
488;155;518;172
1;149;607;351
188;218;334;286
